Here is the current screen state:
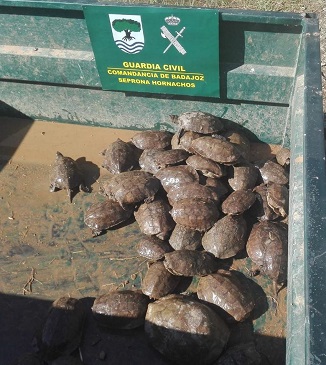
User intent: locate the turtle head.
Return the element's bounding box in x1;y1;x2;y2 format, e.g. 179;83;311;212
169;115;179;124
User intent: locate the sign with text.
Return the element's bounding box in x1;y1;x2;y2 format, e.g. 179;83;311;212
84;5;219;97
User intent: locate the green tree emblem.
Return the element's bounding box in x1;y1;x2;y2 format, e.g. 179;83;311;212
112;19;141;41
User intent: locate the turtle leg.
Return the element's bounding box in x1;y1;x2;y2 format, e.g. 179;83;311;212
49;183;57;192
79;183;90;193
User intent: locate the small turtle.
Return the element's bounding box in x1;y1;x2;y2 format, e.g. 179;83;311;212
276;147;290;166
49;151;88;202
221;190;256;215
259;160;289;185
136;235;173;261
164;250;219;276
141;261;181;299
134;198;175;240
169;224;203;251
131;130;173;150
155;165;199;193
171;130;203;153
228;163;259;191
100;138;139;174
186;154;226;178
246;221;288;293
170;111;224;134
203;177;230;200
266;183;289;218
145;294;230;365
202;215;247;259
139;148;189;174
252;184;279;221
221;130;251;161
84;199;133;236
167;182;219;205
33;297;86;362
92;290;149;329
191;136;241;164
197;270;255;322
170;198;220;232
101;170;161;207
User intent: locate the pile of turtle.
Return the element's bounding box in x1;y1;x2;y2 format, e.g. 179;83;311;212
29;111;289;365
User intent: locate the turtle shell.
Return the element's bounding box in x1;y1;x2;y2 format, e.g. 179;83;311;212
197;270;255;322
145;294;230;365
170;198;220;232
101;170;161;206
131;130;173;150
170;111;224;134
246;221;288;285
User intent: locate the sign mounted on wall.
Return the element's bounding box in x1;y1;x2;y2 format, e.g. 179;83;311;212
83;5;219;97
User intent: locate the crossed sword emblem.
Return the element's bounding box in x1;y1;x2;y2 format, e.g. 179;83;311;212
161;26;186;55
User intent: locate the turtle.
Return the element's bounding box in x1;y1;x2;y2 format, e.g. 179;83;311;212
131;130;173;150
100;138;139;174
84;199;134;236
170;198;220;232
259;160;289;185
134;198;175;240
170;111;224;134
221;190;256;215
191;136;241;164
202;215;247;259
169;224;203;251
91;290;149;329
246;221;288;294
186;154;226;178
144;294;230;365
228;163;259;191
139;148;189;174
33;297;86;362
197;270;255;322
100;170;161;207
49;151;88;202
221;130;251;161
275;147;290;166
141;261;181;300
136;235;173;261
163;250;219;276
167;182;220;205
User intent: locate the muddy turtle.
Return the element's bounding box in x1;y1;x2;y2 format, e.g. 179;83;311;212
259;160;289;185
266;183;289;218
186;154;225;178
33;297;85;362
252;184;279;221
197;270;255;322
276;147;290;166
171;130;203;153
84;199;133;236
202;215;247;259
221;130;251;161
139;148;189;174
170;111;224;134
164;250;219;276
155;165;199;193
101;170;161;207
228;163;259;191
191;136;241;164
92;290;149;329
49;151;88;202
145;294;230;365
169;224;202;251
246;221;288;292
134;198;175;240
100;138;139;174
136;235;173;261
221;190;256;215
141;261;181;299
170;198;219;232
167;182;219;205
131;130;173;150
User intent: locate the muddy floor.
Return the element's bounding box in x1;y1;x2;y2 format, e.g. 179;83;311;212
0;118;286;365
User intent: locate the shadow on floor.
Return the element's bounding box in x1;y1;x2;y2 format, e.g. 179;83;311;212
1;292;286;365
